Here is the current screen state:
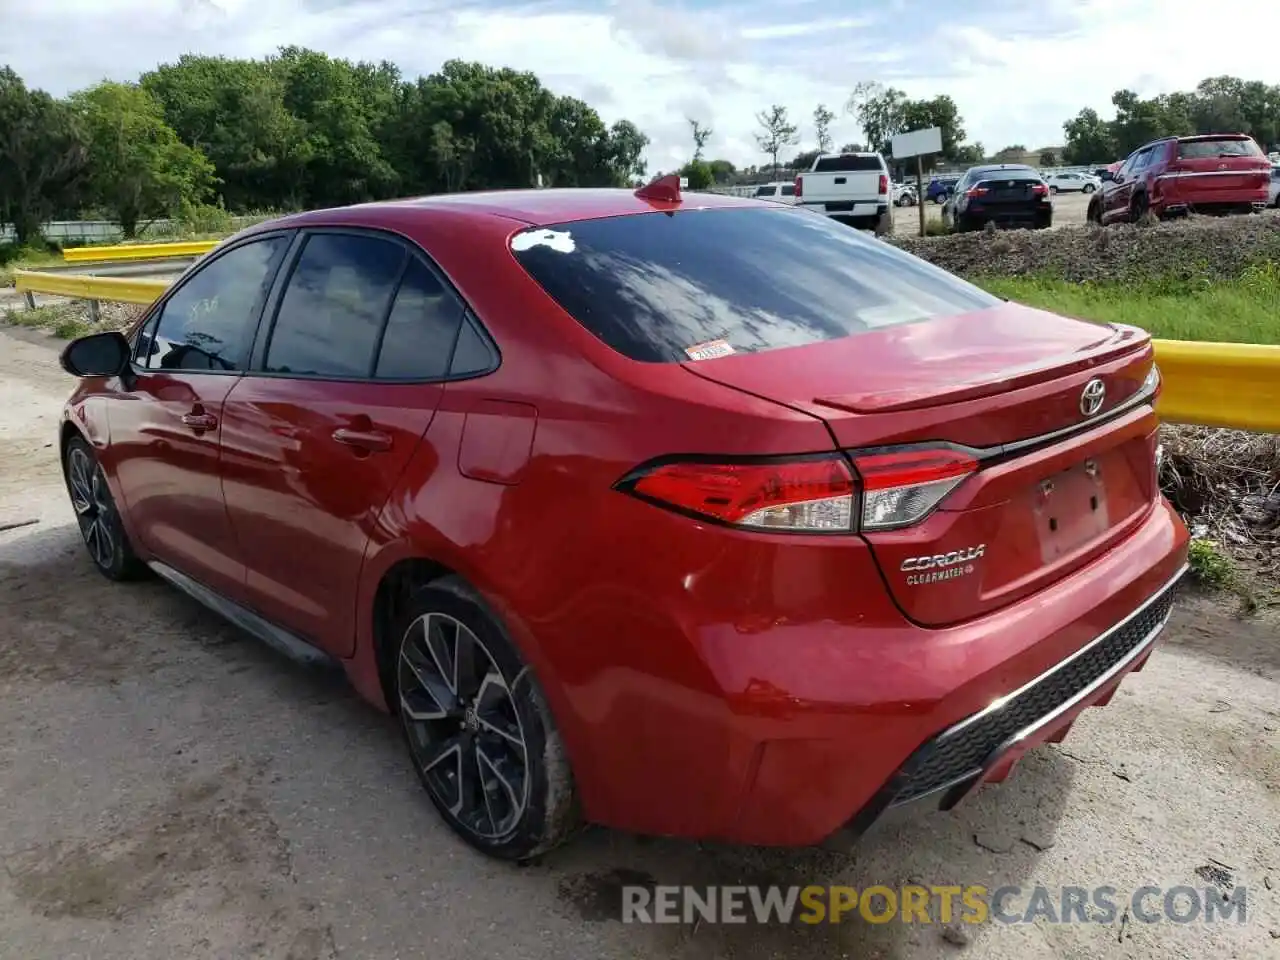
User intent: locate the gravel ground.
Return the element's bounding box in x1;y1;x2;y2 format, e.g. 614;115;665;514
1;325;1277;960
891;191;1090;236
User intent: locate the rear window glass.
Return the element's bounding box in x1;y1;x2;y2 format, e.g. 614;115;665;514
509;208;999;363
814;154;882;172
1178;138;1263;159
973;168;1040;181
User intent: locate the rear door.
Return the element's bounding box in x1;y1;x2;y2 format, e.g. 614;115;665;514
109;234;290;600
219;230;474;656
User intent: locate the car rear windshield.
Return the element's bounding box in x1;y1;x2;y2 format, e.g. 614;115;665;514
1178;137;1263;159
973;167;1039;181
813;154;882;172
508;208;1000;363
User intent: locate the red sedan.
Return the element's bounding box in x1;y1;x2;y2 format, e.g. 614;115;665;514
57;178;1189;860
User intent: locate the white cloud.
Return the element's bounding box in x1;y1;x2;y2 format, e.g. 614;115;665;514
1;0;1278;178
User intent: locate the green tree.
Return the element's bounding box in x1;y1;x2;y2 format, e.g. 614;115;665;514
688;118;712;162
846;81;907;154
813;103;835;153
898;95;966;168
0;67;87;244
71;82;216;237
141;55;312;210
952;143;985;164
993;144;1027;160
754;104;798;173
707;158;736;183
1061;108;1115;164
790;148;821;171
1039;150;1059;166
838;141;865;153
679;159;713;190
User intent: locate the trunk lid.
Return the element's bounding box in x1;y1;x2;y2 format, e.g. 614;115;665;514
682;303;1160;625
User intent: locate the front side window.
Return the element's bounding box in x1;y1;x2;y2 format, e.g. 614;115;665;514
143;237;286;372
265;233;406;378
509;207;999;363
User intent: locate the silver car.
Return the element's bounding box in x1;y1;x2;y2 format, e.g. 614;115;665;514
1270;165;1280;207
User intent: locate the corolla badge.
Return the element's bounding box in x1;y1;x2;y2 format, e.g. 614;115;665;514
1080;378;1106;417
901;545;985;586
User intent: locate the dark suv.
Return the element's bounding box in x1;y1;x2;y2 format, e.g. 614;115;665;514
1088;134;1271;224
942;164;1052;232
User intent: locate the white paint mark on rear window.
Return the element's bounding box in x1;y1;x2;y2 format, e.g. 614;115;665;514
511;229;575;253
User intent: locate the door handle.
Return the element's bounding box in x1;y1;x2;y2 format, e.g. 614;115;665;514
181;412;217;430
332;428;392;453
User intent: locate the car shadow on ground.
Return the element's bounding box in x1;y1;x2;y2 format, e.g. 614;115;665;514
2;519;1079;960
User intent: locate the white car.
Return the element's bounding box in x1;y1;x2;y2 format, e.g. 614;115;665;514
1270;165;1280;207
751;181;799;204
1043;172;1100;194
892;182;917;206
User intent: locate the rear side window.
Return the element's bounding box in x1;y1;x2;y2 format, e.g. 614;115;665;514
374;259;465;380
814;155;882;172
753;186;775;197
510;208;999;363
266;234;406;377
143;236;286;372
1178;137;1263;159
780;184;796;196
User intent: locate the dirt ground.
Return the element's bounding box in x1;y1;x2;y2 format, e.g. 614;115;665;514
891;191;1090;236
0;324;1277;959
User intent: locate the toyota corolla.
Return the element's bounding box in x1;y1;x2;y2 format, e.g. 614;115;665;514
56;177;1189;861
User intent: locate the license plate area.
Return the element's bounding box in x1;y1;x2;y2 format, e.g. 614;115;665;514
1033;458;1112;563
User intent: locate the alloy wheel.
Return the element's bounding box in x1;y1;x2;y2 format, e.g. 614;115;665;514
398;612;530;840
67;447;116;570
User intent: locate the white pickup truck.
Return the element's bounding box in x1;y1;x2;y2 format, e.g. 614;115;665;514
793;152;892;232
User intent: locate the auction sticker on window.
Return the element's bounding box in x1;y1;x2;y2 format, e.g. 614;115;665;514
684;339;736;361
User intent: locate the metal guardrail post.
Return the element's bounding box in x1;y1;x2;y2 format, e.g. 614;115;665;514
23;291;36;310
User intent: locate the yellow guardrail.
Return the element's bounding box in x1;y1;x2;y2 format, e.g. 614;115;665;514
1151;339;1280;432
13;270;168;305
62;239;220;263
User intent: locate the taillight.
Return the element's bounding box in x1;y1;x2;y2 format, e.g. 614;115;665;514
618;446;978;533
620;456;855;532
878;174;889;195
1032;183;1049;196
794;175;803;198
850;448;977;531
964;186;988;198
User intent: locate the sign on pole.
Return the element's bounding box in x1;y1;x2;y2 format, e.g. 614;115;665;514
890;127;944;238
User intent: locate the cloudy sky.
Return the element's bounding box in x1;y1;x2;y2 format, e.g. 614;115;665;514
2;0;1277;171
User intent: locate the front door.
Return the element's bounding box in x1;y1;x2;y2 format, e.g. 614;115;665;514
108;234;290;600
220;231;466;657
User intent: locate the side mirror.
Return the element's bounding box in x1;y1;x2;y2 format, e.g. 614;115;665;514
1099;170;1115;182
60;331;131;379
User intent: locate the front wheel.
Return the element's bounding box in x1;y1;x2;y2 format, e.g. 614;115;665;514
1087;197;1103;225
63;436;146;581
1082;183;1096;194
1050;185;1059;195
394;579;580;861
1130;192;1149;221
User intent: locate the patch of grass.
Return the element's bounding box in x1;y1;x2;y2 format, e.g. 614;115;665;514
2;303;81;336
0;244;63;288
976;264;1280;344
1188;538;1235;589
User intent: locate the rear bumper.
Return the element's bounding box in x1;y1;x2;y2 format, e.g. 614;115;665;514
563;496;1189;846
959;208;1052;230
1154;182;1269;212
830;562;1183;843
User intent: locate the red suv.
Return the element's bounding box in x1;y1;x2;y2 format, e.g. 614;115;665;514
1089;133;1271;224
57;180;1188;860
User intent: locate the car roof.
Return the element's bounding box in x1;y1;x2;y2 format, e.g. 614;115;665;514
262;187;762;230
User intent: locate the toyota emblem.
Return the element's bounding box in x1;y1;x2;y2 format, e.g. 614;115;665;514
1080;378;1106;417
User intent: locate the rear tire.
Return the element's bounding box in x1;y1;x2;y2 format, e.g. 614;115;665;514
393;578;581;861
1082;183;1096;194
1049;185;1059;195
